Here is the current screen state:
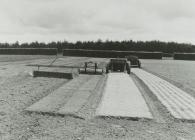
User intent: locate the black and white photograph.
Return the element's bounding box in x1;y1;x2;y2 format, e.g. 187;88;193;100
0;0;195;139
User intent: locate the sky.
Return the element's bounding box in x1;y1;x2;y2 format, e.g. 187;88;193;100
0;0;195;44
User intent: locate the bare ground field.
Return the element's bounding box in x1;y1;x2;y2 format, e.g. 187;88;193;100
0;55;56;63
0;56;195;140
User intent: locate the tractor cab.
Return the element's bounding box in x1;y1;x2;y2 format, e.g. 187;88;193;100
106;58;131;74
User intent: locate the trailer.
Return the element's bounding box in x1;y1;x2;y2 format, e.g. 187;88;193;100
79;61;104;75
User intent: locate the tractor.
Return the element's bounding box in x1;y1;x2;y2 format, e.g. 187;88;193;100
106;58;131;74
125;55;141;68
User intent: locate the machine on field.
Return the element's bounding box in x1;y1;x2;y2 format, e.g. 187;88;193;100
32;55;79;79
125;55;141;68
106;58;131;74
79;61;104;74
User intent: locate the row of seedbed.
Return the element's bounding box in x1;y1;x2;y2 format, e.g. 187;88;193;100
0;48;195;60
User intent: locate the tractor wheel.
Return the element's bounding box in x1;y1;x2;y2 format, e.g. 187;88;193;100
106;66;109;73
127;69;130;74
126;63;131;74
138;62;141;68
78;69;81;74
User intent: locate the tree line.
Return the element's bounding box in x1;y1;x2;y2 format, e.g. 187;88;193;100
0;40;195;53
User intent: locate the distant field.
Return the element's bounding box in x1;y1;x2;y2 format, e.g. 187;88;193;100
0;55;56;62
141;59;195;95
1;55;194;91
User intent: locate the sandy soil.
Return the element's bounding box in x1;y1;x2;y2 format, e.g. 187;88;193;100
0;56;195;140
